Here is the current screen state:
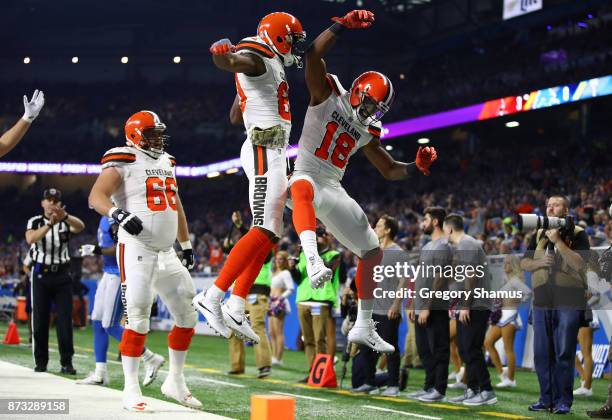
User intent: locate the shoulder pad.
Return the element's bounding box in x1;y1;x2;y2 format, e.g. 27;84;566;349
326;73;345;96
101;147;136;168
235;37;275;59
164;153;177;167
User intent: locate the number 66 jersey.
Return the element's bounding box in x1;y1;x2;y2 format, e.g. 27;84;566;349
294;73;382;183
101;146;178;251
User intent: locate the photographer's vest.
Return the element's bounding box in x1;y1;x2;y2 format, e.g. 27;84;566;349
295;250;340;307
531;226;587;309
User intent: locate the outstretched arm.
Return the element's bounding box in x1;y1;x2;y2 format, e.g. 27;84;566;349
363;139;437;181
0;90;45;158
210;38;266;76
306;10;375;106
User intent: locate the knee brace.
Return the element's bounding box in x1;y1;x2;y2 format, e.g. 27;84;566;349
168;326;195;351
125;305;150;335
119;328;147;357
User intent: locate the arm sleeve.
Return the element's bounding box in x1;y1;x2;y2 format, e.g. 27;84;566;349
281;271;295;298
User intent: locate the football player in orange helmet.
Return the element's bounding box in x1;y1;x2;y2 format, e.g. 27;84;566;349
288;10;437;354
193;13;307;345
89;111;201;411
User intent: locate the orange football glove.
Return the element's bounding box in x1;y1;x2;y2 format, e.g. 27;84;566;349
332;10;375;29
415;146;437;176
210;38;235;55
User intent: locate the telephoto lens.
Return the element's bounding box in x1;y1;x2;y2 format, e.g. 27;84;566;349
518;214;566;231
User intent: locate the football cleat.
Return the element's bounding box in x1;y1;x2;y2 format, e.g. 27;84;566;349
222;304;260;343
76;371;109;386
161;374;202;409
306;256;332;289
122;387;150;412
192;291;231;338
347;319;394;353
142;353;165;387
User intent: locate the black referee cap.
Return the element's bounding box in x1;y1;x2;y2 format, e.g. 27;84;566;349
43;188;62;201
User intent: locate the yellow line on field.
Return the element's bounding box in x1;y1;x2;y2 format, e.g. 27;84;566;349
372;396;412;403
420;403;467;411
479;412;531;419
328;389;359;396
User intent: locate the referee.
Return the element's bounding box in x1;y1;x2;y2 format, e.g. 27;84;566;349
25;188;85;374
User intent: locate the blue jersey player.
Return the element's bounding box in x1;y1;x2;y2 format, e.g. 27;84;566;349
76;216;164;386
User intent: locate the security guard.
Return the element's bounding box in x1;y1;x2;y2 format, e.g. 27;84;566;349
25;188;85;373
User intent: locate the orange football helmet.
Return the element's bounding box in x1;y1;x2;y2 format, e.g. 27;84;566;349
349;71;395;125
257;12;306;67
124;110;168;157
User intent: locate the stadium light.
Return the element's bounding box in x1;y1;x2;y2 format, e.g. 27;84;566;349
226;168;238;174
505;121;520;128
207;171;221;178
72;56;79;64
23;57;30;64
121;56;129;64
417;138;430;144
399;73;405;80
173;56;181;64
385;145;393;151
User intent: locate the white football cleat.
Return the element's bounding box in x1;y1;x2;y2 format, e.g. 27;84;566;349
161;374;202;409
192;290;231;338
143;353;165;387
222;304;260;343
76;371;109;386
347;319;394;353
306;256;332;289
123;388;150;412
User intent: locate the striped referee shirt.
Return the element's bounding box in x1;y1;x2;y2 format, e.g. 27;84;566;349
26;215;71;265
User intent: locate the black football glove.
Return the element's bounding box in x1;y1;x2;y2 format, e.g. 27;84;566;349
181;248;195;270
110;208;143;236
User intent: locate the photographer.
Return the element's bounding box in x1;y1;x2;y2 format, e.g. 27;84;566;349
521;195;589;415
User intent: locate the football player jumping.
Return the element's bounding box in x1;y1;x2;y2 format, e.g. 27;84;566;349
289;10;437;353
192;12;324;343
89;111;201;411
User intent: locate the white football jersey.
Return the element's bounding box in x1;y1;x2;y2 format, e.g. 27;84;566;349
101;146;178;250
234;36;291;145
294;74;382;182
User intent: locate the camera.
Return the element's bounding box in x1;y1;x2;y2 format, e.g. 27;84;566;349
518;214;575;237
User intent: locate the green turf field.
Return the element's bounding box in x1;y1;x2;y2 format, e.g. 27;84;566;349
0;321;607;419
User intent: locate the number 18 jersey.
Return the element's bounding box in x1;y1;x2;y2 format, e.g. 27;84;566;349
294;74;382;183
101;146;178;250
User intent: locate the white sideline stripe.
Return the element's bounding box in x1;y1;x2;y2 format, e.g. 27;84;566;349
270;391;330;402
186;374;247;389
362;405;442;419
